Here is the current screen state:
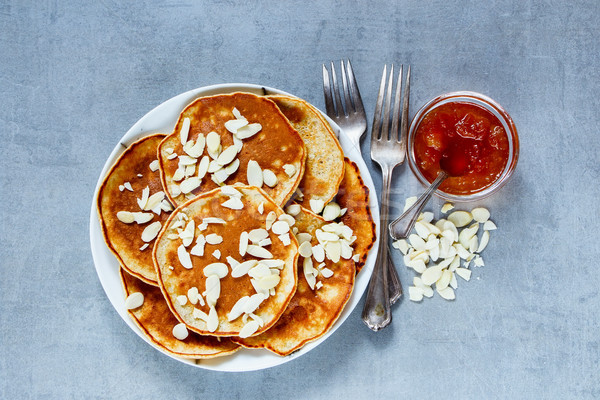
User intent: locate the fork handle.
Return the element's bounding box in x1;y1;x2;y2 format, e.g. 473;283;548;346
362;165;394;331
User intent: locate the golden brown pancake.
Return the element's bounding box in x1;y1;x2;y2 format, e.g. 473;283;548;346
153;185;299;337
267;95;344;208
120;269;240;359
233;206;356;356
336;158;376;273
158;92;306;207
97;134;173;285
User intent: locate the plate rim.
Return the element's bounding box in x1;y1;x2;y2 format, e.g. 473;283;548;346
89;83;380;372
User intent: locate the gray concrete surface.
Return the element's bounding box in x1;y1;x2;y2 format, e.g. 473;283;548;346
1;0;598;398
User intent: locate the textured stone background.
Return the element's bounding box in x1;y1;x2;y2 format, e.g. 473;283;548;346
1;1;598;398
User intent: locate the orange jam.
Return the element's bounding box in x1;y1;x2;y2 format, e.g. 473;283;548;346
413;101;510;195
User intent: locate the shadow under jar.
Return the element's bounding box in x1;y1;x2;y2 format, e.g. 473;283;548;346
408;91;519;202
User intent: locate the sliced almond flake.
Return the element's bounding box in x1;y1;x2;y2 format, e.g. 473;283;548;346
149;159;159;172
207;159;222;174
248;264;272;279
187;134;206;158
483;220;497;231
312;244;325;263
206;306;219;332
340;241;353;260
392;239;409;255
190;234;206;256
144;191;165;212
233;135;244;153
141;221;161;242
477;230;490;253
212;249;221;259
179;117;191;145
447;211;473;228
257;202;264;215
216;145;238;166
352;254;360;262
160;200;173;212
455;267;472;281
278;213;296;227
205;275;221;307
117;211;135;224
408;234;426;252
249;313;264;327
409;286;424;302
322;202;342;222
187;287;199;305
262;169;278;187
203;217;226;225
178;155;198;166
228;296;249;321
172;168;185;182
218;186;241;198
226;256;240;269
437;286;456;300
271;220;290;235
176;295;188;306
278;233;291;246
196;155;210;179
414;221;431;239
436;269;452;291
205;233;223;245
449;255;461;271
119;185;125;192
407;259;427;273
316;229;339;243
165;147;174;155
206;131;221;154
239;231;249;256
232;259;258;278
212;168;230;185
239;320;259;338
473;256;485;267
256;274;280;290
283;164;296;177
224;118;248;133
170;184;182;197
324;241;342;263
236;123;262;139
421;265;443;286
184;164;196;177
223;158;240;176
320;267;334;278
136;186;150;210
285;204;301;216
180;177;201;194
309;199;325;214
203;263;228;278
315;281;324;290
167;153;178;160
303;258;317;290
122;182;133;192
472;207;490;223
221;196;244;210
298;242;313;258
139;243;150;251
441;203;454;213
172;323;189;340
419;212;435;223
246;245;273;259
247;160;263;187
261;259;285;269
449;272;458;289
265;211;277;230
403;196;418;212
232;107;245;120
198;222;208;231
243;293;266;315
296;233;312;245
177;245;193;269
248;228;269;244
468;235;479;253
125;292;144;309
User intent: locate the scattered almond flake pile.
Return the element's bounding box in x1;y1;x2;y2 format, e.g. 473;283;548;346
392;197;497;302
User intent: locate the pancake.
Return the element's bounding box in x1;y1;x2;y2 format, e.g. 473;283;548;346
153;185;299;338
267;95;344;208
158;92;306;207
233;206;356;356
120;269;240;359
336;158;376;273
97;134;173;285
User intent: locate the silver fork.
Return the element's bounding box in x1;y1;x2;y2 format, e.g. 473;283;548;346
361;64;411;331
322;60;402;305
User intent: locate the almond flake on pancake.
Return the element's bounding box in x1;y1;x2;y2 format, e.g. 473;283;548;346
225;118;249;133
233;136;244;153
248;228;269;244
228;296;249;321
246;245;273;259
139;243;149;251
179;117;191;145
247;160;263;187
137;186;150;210
187;287;199;305
232;259;258;278
322;202;342;221
298;241;313;257
172;168;185;182
221;185;242;198
167;153;178;160
203;217;226;224
123;182;133;192
262;169;278;187
312;244;325;262
205;233;223;245
178;155;197;166
116;211;135;224
239;231;249;256
197;155;210;179
232;107;245;120
172;323;189;340
176;295;188;306
216;145;238;166
320;267;334;278
179;219;195;247
277;213;296;227
296;233;312;244
206;131;221;155
258;238;272;247
303;257;317;290
180;177;201;194
193;308;209;321
204;275;221;307
283;164;296;177
278;233;291;246
190;234;206;256
239;320;259;338
144;191;165;211
221;196;243;210
236;123;262;140
207;307;219;332
309;198;325;214
285;204;301;216
149;159;159;171
185;134;205;158
125;292;144;310
119;185;124;192
203;263;228;278
207;160;222;173
141;221;161;242
177;244;193;269
270;220;290;235
265;211;277;230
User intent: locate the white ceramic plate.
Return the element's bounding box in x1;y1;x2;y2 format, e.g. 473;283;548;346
89;83;380;372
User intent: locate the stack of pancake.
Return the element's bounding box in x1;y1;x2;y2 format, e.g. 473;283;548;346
96;92;376;360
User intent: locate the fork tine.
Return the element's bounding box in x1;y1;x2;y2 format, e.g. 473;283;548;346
371;65;388;141
380;64;394;141
400;65;411;146
322;64;336;118
391;65;403;142
340;60;353;114
346;60;365;115
330;62;344;117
